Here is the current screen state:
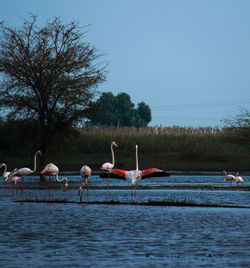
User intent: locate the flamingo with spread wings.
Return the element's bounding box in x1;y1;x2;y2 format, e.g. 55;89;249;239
100;144;169;200
79;165;91;202
41;163;69;201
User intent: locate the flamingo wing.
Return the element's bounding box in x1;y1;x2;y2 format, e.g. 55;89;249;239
140;168;170;179
100;168;128;180
41;163;59;175
14;167;33;176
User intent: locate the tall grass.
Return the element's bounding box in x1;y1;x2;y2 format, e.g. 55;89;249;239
1;125;249;171
51;126;249;171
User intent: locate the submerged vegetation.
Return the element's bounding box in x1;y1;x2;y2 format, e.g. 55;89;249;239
14;198;250;208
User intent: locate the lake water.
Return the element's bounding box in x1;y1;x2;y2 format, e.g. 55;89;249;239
0;175;249;267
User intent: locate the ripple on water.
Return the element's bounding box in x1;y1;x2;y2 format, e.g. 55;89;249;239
0;188;249;267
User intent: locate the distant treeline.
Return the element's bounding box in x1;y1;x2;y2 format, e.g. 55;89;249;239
0;121;249;172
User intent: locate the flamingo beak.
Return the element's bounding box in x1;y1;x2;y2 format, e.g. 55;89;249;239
41;169;48;174
64;182;69;192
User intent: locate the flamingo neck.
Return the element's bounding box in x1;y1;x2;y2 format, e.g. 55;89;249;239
135;145;139;171
111;143;115;166
1;164;7;175
55;173;68;185
32;151;39;173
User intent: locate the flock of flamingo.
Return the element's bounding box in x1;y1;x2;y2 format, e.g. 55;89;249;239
0;141;245;202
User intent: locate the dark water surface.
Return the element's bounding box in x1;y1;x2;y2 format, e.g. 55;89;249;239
0;175;249;267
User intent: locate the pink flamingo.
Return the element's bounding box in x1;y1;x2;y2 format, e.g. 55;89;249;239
235;172;245;185
100;141;118;199
10;150;42;200
0;163;20;196
79;165;91;202
41;163;69;201
222;170;236;186
0;163;10;193
0;163;10;181
101;145;168;201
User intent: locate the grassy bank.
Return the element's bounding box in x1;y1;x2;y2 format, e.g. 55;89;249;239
1;126;250;172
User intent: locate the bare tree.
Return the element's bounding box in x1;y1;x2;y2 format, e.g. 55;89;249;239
223;107;250;140
0;15;106;175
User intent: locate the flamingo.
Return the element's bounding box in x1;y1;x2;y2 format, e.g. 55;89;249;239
0;163;21;195
0;163;11;194
101;141;118;171
0;163;10;180
79;165;91;202
41;163;69;201
222;170;236;186
235;172;245;185
100;141;118;199
101;144;169;200
10;150;42;200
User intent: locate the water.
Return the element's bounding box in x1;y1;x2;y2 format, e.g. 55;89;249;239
0;175;249;267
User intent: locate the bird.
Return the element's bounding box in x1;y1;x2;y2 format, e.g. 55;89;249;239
101;144;169;200
41;163;69;201
235;172;245;185
0;163;10;181
222;170;236;186
0;163;11;194
100;141;118;171
100;141;118;199
0;163;21;196
10;150;42;200
79;165;91;202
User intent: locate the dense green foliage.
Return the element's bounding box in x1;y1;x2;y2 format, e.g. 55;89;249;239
89;92;151;127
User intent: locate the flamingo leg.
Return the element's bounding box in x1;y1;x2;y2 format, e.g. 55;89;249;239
21;177;24;201
107;173;110;201
79;189;82;202
16;183;18;199
80;187;85;202
52;176;54;201
134;185;137;201
131;187;133;201
49;176;51;201
87;180;89;202
4;181;7;195
11;181;14;195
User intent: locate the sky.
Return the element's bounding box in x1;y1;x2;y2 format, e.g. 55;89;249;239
1;0;250;127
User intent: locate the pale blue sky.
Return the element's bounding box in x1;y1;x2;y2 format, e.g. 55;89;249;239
1;0;250;127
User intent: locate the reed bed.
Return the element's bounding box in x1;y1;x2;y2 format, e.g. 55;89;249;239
1;125;249;171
